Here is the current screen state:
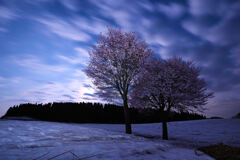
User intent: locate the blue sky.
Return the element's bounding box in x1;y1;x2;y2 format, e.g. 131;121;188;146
0;0;239;118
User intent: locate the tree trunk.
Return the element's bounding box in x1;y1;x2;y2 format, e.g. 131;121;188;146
123;98;132;134
162;120;168;140
161;111;168;140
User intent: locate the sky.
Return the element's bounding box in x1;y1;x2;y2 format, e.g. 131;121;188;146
0;0;239;118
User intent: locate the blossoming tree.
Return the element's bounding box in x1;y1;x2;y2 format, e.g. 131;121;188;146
130;57;213;139
84;28;152;134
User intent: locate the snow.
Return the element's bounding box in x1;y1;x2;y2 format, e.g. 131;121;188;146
82;119;240;147
0;119;239;160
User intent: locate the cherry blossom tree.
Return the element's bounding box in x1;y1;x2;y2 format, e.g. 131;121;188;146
130;57;213;139
84;28;152;134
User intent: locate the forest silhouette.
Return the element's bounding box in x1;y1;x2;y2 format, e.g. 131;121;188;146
2;102;206;123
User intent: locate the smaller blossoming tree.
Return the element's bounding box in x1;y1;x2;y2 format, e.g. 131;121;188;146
130;57;213;139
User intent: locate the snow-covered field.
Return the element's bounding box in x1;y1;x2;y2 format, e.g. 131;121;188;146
0;119;239;160
82;119;240;148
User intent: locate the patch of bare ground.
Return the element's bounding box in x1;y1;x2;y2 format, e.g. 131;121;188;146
198;143;240;160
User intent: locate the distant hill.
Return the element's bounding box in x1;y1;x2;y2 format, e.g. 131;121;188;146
233;112;240;119
2;102;206;123
209;116;224;119
1;116;36;121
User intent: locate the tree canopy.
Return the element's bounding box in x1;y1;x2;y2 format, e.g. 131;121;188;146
130;57;213;113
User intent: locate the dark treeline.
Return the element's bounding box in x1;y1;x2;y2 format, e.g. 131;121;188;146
2;102;206;123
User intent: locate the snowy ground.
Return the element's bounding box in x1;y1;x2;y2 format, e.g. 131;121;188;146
82;119;240;148
0;119;239;160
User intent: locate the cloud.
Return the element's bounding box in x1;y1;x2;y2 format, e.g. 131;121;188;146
13;55;69;73
205;7;240;46
83;83;92;88
91;0;142;31
0;76;23;88
230;46;240;65
60;0;79;11
0;27;7;32
57;47;89;65
82;92;99;101
206;87;240;118
74;47;89;57
6;79;89;105
36;15;91;42
158;3;186;19
89;0;182;48
0;5;17;33
72;16;108;35
57;55;81;65
62;94;75;99
73;69;87;78
177;0;240;95
137;0;154;12
183;1;240;46
187;0;230;16
0;76;5;81
88;0;188;49
24;0;51;5
0;77;6;87
0;6;17;20
83;93;95;97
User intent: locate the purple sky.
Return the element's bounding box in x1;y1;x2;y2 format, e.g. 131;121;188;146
0;0;239;118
